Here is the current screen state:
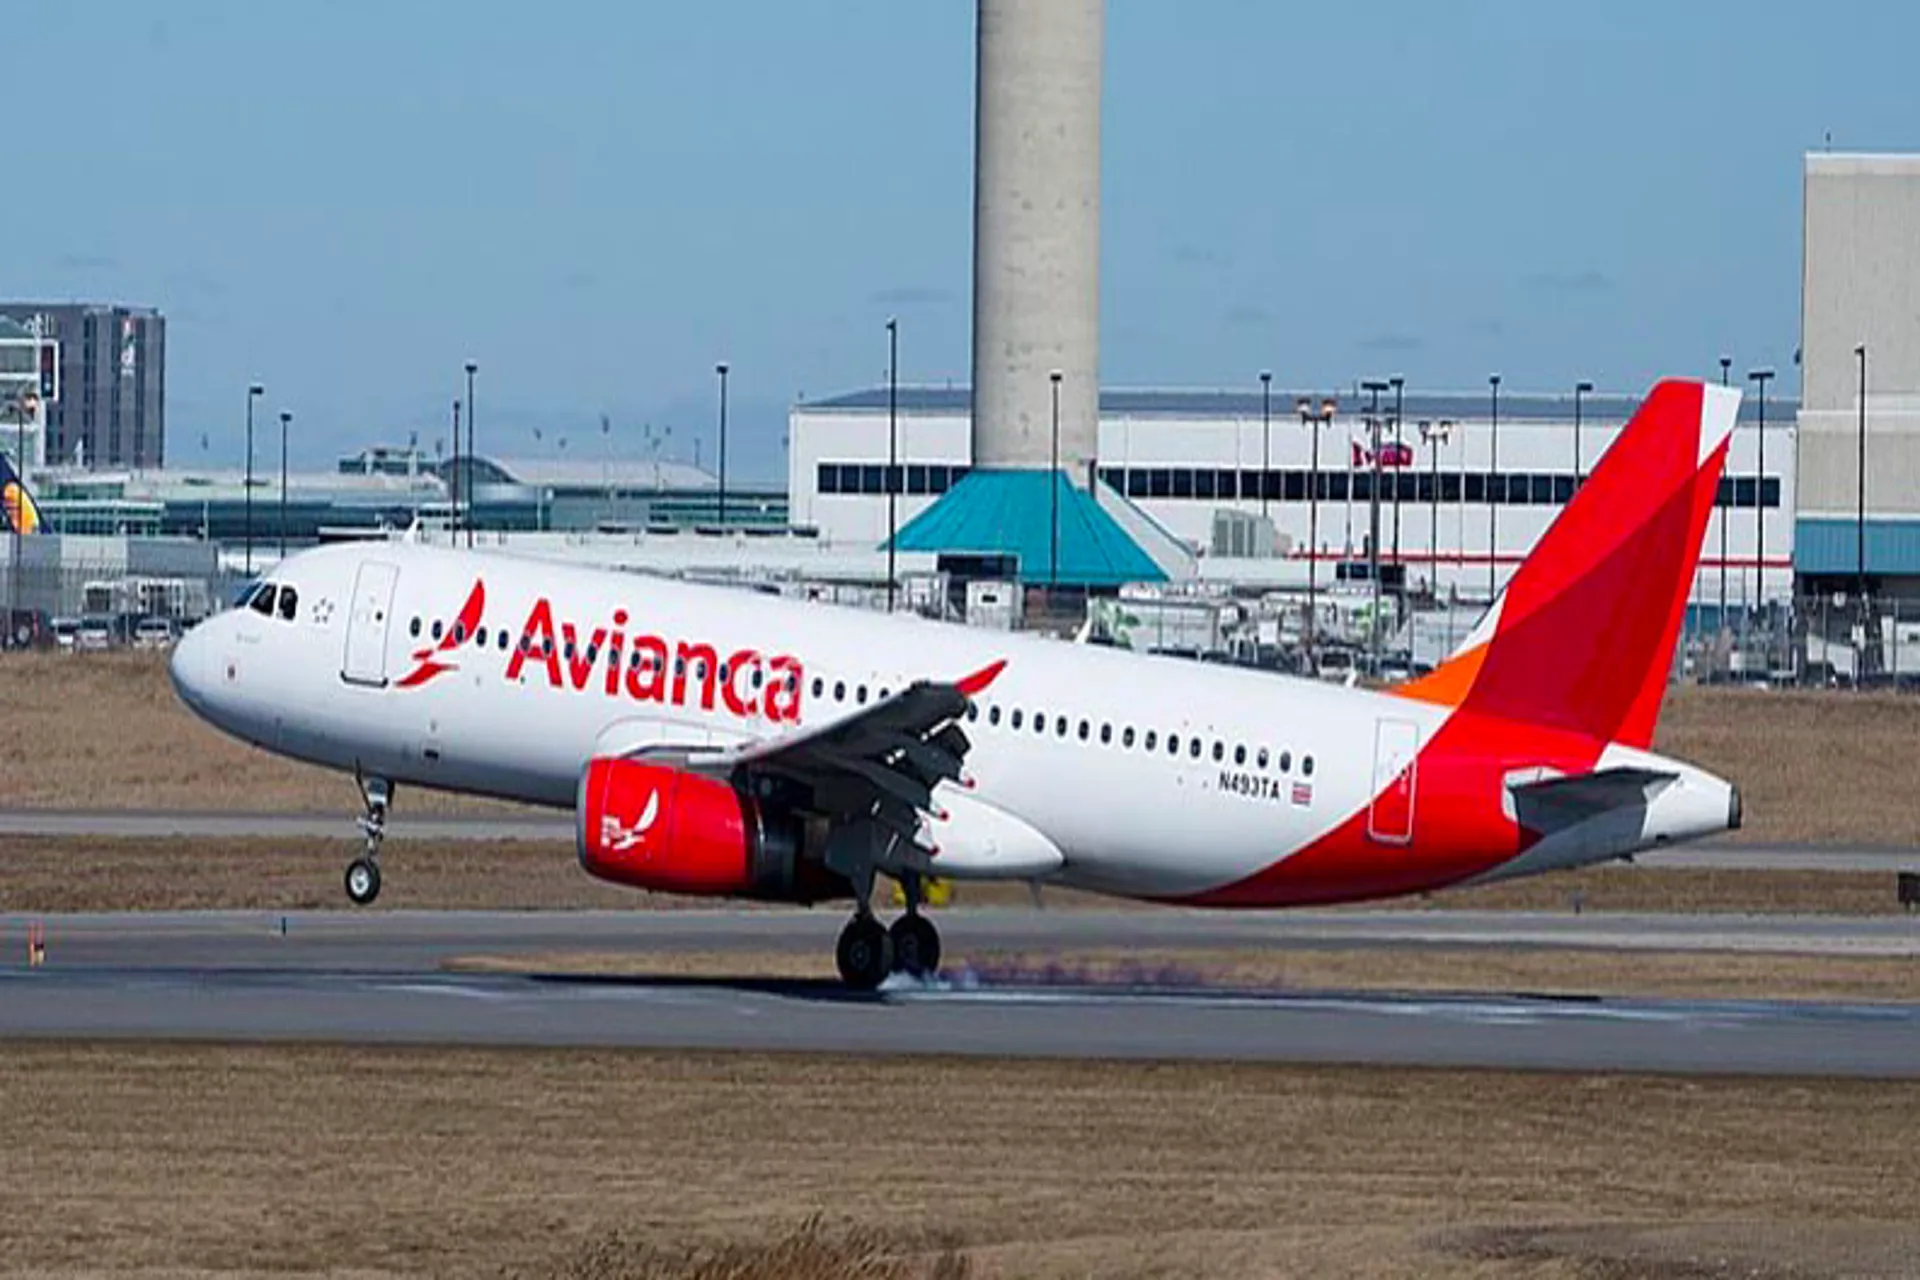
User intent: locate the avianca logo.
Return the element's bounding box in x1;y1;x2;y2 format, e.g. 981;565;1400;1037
395;580;486;689
504;595;808;725
600;789;659;853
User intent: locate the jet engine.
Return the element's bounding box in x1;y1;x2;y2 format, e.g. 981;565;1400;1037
575;757;842;902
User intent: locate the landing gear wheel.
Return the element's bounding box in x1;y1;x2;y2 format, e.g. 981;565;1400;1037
345;857;382;906
836;915;894;991
889;913;941;978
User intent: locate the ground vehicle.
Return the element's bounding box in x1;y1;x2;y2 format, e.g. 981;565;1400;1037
76;617;115;651
50;616;81;650
132;617;178;650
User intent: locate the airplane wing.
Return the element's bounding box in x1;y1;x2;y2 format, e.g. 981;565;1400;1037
682;660;1005;859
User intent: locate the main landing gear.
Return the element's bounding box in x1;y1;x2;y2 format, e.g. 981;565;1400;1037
835;872;942;991
346;772;392;906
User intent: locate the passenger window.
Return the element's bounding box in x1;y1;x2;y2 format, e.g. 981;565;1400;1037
1168;735;1180;755
990;706;1002;727
1256;748;1268;769
1190;739;1202;759
1303;755;1314;776
431;620;443;641
410;617;422;638
1145;730;1157;751
1056;716;1068;737
834;681;846;702
475;627;487;647
499;630;509;651
1212;741;1224;763
1099;723;1111;745
1234;745;1246;766
250;585;277;617
278;587;298;621
856;685;868;705
812;678;824;698
1011;709;1023;729
1122;727;1135;748
966;704;978;722
1279;751;1292;773
1078;720;1090;742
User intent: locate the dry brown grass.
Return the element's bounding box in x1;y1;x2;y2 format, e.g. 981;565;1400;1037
8;650;1920;845
0;835;1907;916
1653;682;1920;845
2;1044;1916;1279
0;649;525;814
446;945;1920;1004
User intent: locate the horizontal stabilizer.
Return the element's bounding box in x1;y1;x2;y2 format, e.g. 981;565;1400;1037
1508;766;1678;821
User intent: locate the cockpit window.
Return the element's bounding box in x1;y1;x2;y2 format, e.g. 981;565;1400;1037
249;584;278;617
278;586;299;621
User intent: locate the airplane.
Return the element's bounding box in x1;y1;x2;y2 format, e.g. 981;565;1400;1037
169;379;1744;989
1;453;42;535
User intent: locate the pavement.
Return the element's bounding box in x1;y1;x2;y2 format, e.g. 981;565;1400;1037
2;909;1917;1077
2;810;1915;871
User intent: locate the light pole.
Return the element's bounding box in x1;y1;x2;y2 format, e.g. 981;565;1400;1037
1361;379;1388;670
450;399;461;541
1748;367;1774;620
1388;375;1404;574
1717;357;1730;632
244;384;262;574
1049;370;1062;593
1420;419;1451;595
1487;374;1500;600
1297;396;1337;664
278;410;291;561
1259;370;1272;519
1573;380;1593;485
715;362;729;529
886;319;899;613
463;361;477;547
1856;342;1869;627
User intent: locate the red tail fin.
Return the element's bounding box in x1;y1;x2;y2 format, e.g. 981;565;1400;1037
1397;379;1738;747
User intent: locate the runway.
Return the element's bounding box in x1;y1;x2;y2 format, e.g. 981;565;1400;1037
2;809;1914;871
2;910;1916;1076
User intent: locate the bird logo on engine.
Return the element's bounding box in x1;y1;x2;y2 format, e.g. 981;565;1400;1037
600;789;661;854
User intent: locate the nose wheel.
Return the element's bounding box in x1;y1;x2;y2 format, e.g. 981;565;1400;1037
345;857;382;905
347;770;393;906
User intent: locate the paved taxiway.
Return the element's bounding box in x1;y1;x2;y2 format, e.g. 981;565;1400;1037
2;910;1916;1076
3;809;1914;871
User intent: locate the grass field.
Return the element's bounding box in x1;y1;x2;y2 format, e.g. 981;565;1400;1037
0;835;1905;915
4;1044;1916;1279
6;651;1920;846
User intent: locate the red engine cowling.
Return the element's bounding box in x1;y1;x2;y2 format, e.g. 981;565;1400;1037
576;757;843;902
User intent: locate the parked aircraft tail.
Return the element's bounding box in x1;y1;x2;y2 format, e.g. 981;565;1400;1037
1;454;41;536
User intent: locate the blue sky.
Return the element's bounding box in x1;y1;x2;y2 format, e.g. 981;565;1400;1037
13;1;1920;478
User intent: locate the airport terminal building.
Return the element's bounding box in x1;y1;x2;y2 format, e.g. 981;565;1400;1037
789;385;1797;610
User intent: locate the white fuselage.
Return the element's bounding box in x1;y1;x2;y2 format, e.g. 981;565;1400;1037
169;541;1731;904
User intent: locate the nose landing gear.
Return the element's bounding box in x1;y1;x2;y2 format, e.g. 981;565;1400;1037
346;771;392;906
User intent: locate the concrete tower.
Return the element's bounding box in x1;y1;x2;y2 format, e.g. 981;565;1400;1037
970;0;1103;476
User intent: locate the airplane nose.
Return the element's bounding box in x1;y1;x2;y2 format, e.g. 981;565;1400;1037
169;621;211;711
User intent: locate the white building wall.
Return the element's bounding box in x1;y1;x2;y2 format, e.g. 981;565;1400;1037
1799;153;1920;523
